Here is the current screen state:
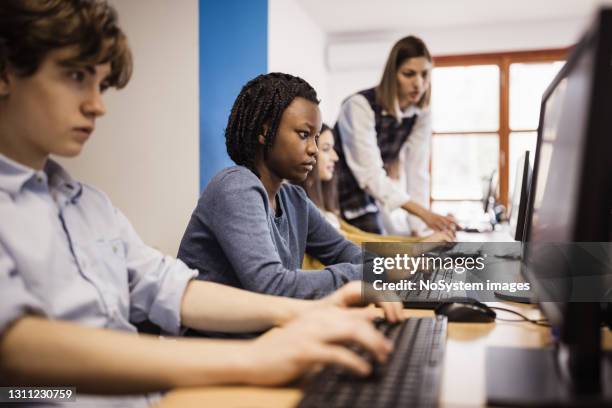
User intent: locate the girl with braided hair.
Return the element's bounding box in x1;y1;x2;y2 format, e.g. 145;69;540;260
178;73;373;300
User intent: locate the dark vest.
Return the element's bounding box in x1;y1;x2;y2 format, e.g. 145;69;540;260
333;88;417;219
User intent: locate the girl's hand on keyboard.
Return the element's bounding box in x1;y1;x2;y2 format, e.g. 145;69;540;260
318;281;404;323
245;307;393;385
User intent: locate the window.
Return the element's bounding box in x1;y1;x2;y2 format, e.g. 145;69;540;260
429;49;568;215
508;61;565;191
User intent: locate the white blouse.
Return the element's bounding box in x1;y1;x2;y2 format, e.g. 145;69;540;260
335;93;431;234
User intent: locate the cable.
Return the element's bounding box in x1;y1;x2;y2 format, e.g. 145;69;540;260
489;306;550;327
491;306;608;329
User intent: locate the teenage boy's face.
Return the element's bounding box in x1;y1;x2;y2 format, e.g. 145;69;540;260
265;97;321;182
0;47;111;165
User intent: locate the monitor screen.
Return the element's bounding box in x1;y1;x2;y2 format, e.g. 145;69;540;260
508;151;531;242
525;40;593;325
487;10;612;403
524;9;612;325
529;67;587;243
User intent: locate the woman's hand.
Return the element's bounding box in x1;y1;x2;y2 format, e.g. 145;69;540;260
317;281;404;323
244;307;393;386
402;201;457;232
419;210;457;232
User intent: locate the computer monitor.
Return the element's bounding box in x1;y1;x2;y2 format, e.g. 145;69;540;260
487;8;612;405
524;11;612;325
508;151;531;242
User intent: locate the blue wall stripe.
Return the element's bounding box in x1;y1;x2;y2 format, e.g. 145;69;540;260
199;0;268;192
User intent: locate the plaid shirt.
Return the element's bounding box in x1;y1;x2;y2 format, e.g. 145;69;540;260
334;88;417;219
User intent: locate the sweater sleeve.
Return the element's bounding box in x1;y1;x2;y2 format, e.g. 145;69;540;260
303;192;363;266
205;169;361;299
403;110;432;236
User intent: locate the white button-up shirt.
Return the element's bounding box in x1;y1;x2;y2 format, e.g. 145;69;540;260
0;154;197;407
336;93;431;234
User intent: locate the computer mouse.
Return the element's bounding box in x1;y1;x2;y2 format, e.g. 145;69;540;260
434;300;496;323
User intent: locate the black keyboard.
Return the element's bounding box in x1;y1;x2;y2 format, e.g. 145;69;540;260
400;245;484;308
297;316;447;408
400;268;470;309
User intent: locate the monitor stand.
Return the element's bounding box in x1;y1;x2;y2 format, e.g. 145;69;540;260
486;347;612;406
493;289;534;304
484;257;535;304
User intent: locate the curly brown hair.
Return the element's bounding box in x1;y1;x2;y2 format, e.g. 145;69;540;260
0;0;132;89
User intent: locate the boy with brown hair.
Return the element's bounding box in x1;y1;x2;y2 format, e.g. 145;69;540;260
0;1;399;406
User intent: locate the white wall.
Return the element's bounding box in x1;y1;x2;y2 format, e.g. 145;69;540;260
58;0;199;256
326;17;591;124
268;0;332;124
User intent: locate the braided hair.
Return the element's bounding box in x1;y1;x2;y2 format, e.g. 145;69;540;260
225;72;319;174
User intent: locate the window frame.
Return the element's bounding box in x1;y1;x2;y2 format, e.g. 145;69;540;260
430;48;570;207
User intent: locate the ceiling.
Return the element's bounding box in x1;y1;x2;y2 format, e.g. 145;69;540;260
297;0;612;36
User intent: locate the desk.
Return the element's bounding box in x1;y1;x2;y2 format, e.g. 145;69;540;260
158;302;612;407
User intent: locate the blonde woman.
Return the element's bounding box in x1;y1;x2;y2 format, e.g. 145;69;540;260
334;36;456;235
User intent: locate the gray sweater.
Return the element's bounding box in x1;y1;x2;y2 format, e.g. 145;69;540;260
177;166;363;299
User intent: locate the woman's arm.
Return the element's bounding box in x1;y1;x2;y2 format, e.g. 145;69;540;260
401;201;456;231
336;95;412;211
401;110;432;235
337;96;454;231
399;112;457;231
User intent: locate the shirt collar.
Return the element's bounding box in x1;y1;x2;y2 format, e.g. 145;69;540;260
0;153;82;200
44;159;82;201
0;153;38;194
394;99;422;121
381;100;423;123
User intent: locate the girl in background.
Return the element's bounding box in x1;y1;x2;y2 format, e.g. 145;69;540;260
297;125;453;269
298;124;454;245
